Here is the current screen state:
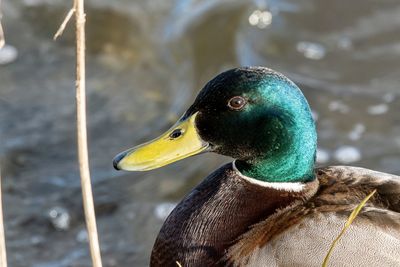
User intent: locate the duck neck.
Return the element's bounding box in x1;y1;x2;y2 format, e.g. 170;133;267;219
235;117;317;183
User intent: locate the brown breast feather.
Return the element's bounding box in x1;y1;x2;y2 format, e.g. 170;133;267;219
150;164;318;266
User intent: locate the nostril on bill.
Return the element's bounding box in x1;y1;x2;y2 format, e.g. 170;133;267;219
169;129;183;139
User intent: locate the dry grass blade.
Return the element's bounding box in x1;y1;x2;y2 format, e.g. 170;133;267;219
322;189;377;267
0;170;7;267
176;261;183;267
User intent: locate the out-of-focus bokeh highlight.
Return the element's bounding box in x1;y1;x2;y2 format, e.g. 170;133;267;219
0;0;399;266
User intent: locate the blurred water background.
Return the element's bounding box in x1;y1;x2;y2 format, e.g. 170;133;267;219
0;0;399;266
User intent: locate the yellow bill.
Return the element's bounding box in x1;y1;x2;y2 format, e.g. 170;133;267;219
113;112;208;171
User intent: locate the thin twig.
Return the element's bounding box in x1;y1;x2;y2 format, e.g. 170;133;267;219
0;170;7;267
74;0;103;266
0;0;5;48
53;7;75;40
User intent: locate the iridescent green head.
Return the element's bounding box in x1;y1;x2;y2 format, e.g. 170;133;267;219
114;67;317;183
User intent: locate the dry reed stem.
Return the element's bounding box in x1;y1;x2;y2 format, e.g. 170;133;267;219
54;1;103;265
0;171;7;267
0;23;4;49
0;0;4;48
0;3;8;266
74;0;103;266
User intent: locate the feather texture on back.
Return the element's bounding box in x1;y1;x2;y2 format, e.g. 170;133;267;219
228;166;400;266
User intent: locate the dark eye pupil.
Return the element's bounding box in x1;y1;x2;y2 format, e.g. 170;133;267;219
169;129;182;139
233;99;242;106
228;96;246;110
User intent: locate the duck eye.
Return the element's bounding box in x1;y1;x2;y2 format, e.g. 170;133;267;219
227;96;246;110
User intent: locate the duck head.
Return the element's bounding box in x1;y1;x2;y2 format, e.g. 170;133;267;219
113;67;317;183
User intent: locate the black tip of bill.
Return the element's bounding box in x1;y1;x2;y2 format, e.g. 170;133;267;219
113;151;127;170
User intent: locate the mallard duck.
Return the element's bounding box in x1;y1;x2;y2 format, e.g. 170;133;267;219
113;67;400;267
